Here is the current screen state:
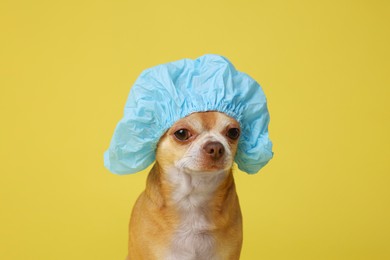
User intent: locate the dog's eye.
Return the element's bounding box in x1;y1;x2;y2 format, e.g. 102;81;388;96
174;129;191;141
227;128;240;140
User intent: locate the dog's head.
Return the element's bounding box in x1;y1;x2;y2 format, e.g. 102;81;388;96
156;111;240;174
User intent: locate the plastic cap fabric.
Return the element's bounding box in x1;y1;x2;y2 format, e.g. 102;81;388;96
104;54;273;174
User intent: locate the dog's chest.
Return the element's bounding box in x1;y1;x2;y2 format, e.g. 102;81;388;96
166;171;225;260
168;200;215;260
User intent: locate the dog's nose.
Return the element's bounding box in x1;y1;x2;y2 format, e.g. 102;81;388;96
203;141;225;160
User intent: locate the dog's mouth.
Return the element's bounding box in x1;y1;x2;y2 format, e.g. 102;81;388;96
182;162;232;174
174;152;234;174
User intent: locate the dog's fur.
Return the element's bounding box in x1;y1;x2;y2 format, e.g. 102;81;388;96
127;111;243;260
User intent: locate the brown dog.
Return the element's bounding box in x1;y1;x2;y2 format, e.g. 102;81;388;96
127;111;243;259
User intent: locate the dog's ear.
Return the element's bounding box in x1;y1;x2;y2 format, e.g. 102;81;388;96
103;121;156;174
234;105;273;174
235;131;273;174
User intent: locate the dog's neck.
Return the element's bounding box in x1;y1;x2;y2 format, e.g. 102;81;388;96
145;163;235;209
168;168;230;208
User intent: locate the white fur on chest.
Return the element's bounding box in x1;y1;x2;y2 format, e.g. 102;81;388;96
165;168;227;260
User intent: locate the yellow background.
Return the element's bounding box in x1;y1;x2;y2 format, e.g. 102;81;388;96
1;0;389;259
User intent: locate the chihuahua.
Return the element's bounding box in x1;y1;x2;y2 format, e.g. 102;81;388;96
127;111;243;260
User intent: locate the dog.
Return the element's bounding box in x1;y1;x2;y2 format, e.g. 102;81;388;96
127;111;243;260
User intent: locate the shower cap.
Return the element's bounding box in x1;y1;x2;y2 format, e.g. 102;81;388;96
104;54;273;174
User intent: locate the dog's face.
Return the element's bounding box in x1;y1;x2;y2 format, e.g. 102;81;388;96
156;111;241;174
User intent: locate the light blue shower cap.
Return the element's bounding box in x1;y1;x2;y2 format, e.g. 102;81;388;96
104;54;273;174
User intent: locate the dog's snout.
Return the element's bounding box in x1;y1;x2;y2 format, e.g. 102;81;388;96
203;141;225;160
